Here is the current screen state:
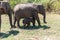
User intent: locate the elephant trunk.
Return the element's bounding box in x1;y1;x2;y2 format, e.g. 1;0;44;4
38;5;47;23
43;10;47;23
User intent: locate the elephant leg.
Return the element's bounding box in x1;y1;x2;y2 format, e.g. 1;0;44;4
8;13;13;28
23;23;26;27
32;17;35;26
34;14;41;26
0;14;1;32
36;17;41;26
17;19;20;28
13;17;17;28
33;12;41;26
41;9;47;23
27;23;30;27
43;14;47;23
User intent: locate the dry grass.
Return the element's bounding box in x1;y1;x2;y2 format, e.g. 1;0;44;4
0;13;60;40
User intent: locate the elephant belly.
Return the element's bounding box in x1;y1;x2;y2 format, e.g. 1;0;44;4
21;11;32;18
15;10;32;19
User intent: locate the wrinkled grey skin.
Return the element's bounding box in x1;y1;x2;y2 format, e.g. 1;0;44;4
13;3;46;28
23;18;33;27
0;1;13;31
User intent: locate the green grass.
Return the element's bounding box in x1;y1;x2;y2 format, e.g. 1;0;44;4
0;13;60;40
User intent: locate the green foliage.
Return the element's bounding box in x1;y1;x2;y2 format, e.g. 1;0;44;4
9;0;60;11
9;0;49;8
10;0;21;8
52;1;60;10
27;0;35;3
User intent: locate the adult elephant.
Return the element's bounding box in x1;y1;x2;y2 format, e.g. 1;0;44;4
0;1;13;31
13;3;47;28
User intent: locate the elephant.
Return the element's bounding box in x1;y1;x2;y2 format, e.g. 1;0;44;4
0;1;13;31
13;3;47;28
23;17;33;27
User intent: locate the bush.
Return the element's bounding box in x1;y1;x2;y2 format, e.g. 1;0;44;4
9;0;60;12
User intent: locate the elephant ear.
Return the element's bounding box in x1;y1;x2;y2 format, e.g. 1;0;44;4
37;4;45;14
37;5;42;13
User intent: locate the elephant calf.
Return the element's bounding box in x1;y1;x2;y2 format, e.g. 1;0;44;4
23;17;33;27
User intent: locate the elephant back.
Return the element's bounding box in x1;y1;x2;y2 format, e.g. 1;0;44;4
14;3;37;12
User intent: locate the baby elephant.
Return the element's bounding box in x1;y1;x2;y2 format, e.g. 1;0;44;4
23;17;33;27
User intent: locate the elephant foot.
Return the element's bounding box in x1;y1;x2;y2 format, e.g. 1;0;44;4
10;26;17;30
18;26;21;28
38;24;41;27
33;25;35;27
44;21;47;24
11;25;17;29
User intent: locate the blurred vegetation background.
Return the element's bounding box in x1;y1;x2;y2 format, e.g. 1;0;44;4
3;0;60;12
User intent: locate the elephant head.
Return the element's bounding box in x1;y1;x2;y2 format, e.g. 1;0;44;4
35;4;47;23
